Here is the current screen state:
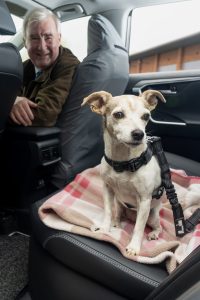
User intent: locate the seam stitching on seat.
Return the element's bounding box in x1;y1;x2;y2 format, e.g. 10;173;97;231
43;232;160;287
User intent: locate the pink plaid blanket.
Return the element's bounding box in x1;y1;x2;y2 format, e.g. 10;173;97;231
39;165;200;273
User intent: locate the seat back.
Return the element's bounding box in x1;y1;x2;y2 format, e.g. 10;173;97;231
0;43;23;139
0;0;16;35
0;1;23;140
52;14;129;188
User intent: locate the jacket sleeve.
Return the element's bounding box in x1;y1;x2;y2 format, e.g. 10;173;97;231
31;51;79;127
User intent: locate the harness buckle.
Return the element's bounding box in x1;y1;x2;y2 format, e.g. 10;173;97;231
175;218;185;237
113;164;124;173
129;160;139;172
153;186;164;199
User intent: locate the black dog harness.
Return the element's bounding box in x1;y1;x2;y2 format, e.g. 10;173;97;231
104;136;200;237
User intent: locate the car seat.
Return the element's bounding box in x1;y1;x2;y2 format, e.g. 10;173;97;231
29;136;200;299
0;1;23;142
0;0;23;209
29;200;200;300
52;14;129;188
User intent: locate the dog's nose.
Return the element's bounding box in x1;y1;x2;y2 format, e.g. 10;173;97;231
131;129;144;141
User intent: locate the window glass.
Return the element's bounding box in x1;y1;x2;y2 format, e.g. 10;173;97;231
61;16;89;61
129;0;200;73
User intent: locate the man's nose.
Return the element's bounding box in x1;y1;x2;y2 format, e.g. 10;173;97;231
37;37;47;50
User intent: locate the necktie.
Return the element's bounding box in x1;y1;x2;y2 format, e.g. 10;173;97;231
35;70;42;78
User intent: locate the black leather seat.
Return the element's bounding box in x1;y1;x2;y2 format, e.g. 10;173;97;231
0;1;23;203
165;152;200;176
29;137;200;299
29;202;168;300
29;154;200;300
0;1;23;141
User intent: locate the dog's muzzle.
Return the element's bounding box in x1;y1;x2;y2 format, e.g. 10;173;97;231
131;129;144;142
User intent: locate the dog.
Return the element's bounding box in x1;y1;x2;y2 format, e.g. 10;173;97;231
82;90;166;256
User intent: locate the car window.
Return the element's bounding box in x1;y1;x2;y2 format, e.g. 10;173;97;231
61;16;89;61
129;0;200;73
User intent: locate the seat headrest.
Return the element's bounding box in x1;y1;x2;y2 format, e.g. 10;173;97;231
0;1;16;35
87;14;126;54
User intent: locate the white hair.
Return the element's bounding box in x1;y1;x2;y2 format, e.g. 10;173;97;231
23;7;61;39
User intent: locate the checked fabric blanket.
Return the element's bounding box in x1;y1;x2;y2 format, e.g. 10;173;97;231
39;165;200;274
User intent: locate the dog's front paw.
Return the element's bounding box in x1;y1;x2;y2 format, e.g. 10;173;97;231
125;243;140;256
147;229;161;241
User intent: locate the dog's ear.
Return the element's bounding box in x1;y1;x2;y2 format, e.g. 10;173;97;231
141;90;166;111
81;91;112;115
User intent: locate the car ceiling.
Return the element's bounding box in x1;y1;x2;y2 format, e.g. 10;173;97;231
22;0;189;10
6;0;189;19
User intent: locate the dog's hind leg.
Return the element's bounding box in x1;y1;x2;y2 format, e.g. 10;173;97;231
112;199;123;228
147;203;162;240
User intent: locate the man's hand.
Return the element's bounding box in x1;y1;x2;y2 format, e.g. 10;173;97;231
10;96;38;126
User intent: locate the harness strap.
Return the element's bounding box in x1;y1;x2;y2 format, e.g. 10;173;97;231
149;136;200;236
104;146;153;173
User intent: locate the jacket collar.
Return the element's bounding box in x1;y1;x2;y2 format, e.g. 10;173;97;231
23;46;64;85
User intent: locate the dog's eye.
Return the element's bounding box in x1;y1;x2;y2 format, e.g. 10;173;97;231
141;113;150;121
113;112;124;119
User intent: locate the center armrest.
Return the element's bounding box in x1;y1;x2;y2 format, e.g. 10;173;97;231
5;126;61;141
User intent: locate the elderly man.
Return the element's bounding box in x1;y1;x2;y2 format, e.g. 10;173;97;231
10;7;80;127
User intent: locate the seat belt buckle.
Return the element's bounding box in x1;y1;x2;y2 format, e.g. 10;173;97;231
185;208;200;233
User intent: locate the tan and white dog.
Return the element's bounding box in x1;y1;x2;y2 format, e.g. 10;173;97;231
82;90;166;256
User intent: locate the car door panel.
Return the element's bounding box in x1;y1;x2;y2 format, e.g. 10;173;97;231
126;71;200;162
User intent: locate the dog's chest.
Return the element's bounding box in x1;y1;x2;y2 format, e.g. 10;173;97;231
104;172;142;207
108;175;139;208
101;157;161;208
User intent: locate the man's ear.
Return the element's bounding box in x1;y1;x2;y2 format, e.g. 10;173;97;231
81;91;112;115
141;89;166;111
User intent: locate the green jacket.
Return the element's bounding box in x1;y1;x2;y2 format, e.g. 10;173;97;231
20;46;80;126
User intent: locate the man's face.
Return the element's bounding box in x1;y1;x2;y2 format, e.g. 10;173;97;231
25;16;61;70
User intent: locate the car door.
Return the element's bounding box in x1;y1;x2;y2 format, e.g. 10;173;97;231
126;71;200;163
127;0;200;164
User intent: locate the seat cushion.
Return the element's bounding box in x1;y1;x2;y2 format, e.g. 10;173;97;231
165;152;200;176
30;199;168;300
30;152;200;299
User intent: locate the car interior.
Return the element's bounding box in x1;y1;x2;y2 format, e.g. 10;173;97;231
0;0;200;299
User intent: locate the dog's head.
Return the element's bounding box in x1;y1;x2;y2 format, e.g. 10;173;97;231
82;90;166;147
